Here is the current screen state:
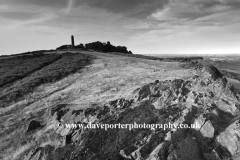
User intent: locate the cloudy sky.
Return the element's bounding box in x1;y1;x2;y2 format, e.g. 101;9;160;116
0;0;240;55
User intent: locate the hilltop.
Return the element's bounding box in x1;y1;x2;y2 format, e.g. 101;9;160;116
56;41;133;54
0;49;240;160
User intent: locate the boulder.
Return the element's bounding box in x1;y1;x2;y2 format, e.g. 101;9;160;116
194;114;206;131
216;122;240;157
26;120;43;133
204;149;221;160
200;120;215;138
203;65;223;80
175;136;203;160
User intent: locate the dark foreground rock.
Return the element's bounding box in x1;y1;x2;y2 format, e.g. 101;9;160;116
26;120;43;133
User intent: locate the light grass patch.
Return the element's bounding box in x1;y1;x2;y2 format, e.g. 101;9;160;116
4;143;34;160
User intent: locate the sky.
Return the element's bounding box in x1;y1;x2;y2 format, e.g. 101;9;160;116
0;0;240;55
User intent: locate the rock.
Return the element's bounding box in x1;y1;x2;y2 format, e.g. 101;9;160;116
194;114;206;131
216;99;238;115
175;136;203;160
57;127;71;137
216;122;240;157
203;65;223;80
131;150;141;160
167;150;178;160
109;98;133;109
51;104;70;121
30;150;41;160
147;141;170;160
26;120;43;133
139;132;164;158
65;134;72;145
25;146;55;160
20;73;240;160
133;84;151;101
156;141;172;160
117;98;134;109
97;106;110;119
71;109;83;116
119;149;132;159
205;90;214;98
122;145;138;157
84;107;98;116
200;120;215;138
204;149;221;160
152;98;164;109
71;130;82;143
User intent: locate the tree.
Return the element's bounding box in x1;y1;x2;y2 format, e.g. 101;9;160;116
79;43;84;48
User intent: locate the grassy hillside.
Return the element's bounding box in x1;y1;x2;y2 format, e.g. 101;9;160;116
0;50;240;160
0;52;93;108
0;50;196;160
0;53;62;88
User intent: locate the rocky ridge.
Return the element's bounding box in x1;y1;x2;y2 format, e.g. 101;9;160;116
22;64;240;160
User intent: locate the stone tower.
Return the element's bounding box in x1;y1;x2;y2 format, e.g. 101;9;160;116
71;35;75;47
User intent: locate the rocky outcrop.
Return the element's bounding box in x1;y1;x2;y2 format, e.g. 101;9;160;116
169;136;204;160
204;64;223;80
21;64;240;160
85;41;133;54
26;120;43;133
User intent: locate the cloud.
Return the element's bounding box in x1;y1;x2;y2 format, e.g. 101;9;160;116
73;0;169;18
1;0;169;18
125;0;240;52
1;0;67;8
0;0;240;55
147;0;240;27
0;11;38;20
66;0;76;13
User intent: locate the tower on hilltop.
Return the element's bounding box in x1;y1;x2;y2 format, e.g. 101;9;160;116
71;35;75;47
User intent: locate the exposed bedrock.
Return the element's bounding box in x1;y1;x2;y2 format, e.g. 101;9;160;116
23;65;240;160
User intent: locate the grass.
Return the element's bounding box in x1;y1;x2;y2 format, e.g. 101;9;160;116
0;50;196;160
106;52;203;62
3;143;33;160
0;53;62;88
0;52;93;108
